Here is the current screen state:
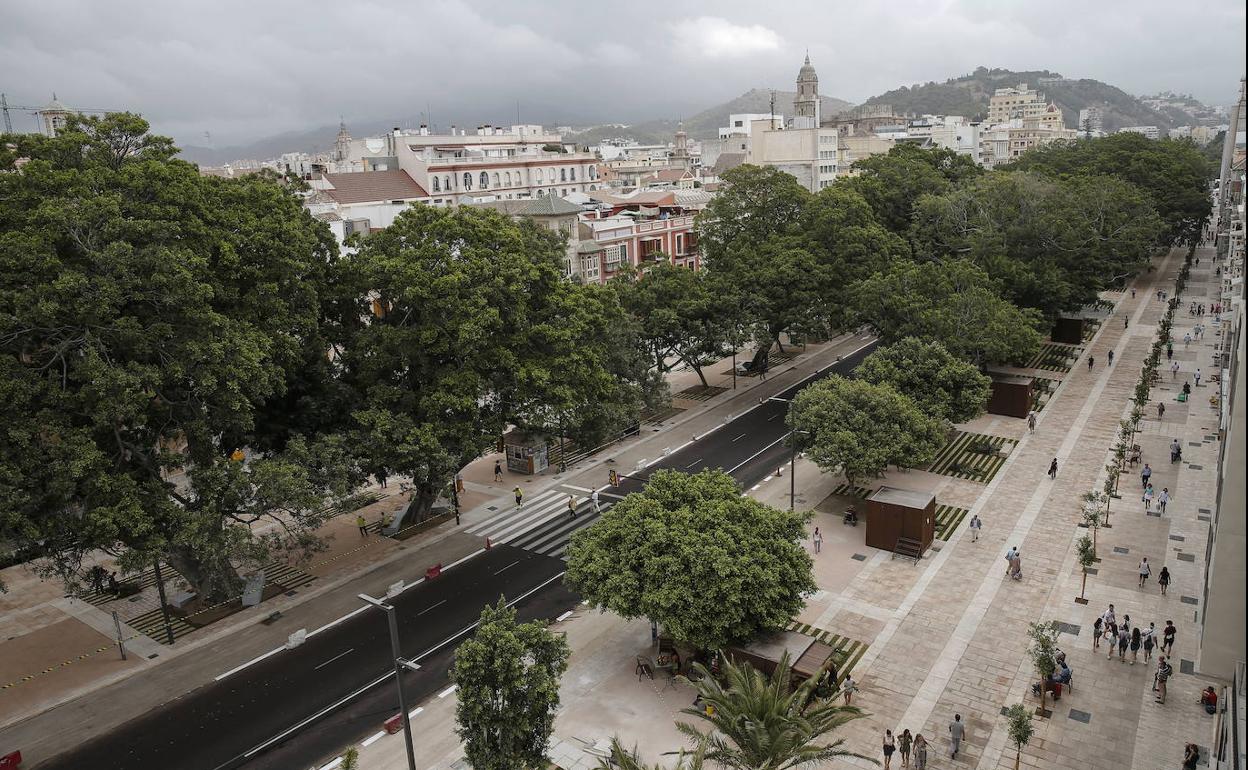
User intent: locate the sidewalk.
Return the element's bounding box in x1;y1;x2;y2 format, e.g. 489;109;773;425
0;333;861;765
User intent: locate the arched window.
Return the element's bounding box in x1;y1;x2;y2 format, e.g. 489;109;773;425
445;176;451;190
589;166;598;180
492;173;500;187
432;176;440;192
480;172;489;188
463;172;472;190
536;168;543;182
569;167;576;181
560;167;567;182
549;168;556;183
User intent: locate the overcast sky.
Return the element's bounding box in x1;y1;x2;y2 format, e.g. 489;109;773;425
2;0;1244;148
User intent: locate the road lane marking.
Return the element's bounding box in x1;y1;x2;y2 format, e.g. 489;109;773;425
438;684;457;698
231;571;566;765
214;647;286;682
320;758;343;770
408;706;424;718
313;648;354;671
732;433;746;442
684;458;702;469
556;610;574;622
767;413;780;421
361;731;386;747
726;433;789;475
494;560;520;575
417;599;447;616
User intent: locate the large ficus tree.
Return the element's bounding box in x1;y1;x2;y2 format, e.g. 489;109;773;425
0;114;356;600
565;469;814;650
452;598;570;770
342;204;645;524
856;338;992;424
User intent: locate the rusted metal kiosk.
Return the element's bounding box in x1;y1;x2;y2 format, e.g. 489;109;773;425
865;486;936;562
987;374;1035;418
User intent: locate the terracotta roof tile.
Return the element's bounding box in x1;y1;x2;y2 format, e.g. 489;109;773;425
323;170;428;204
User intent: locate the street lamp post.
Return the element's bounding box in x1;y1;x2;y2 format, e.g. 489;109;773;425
359;593;422;770
767;397;808;512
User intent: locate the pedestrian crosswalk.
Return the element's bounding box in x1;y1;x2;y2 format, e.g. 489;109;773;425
466;487;614;559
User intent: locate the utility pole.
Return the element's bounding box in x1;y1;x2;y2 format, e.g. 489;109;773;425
359;594;421;770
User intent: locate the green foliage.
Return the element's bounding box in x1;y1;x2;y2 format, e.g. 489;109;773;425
340;746;359;770
912;171;1162;317
452;598;571;770
342;205;646;523
602;739;708;770
857;338;991;423
698;165;811;259
0;113;355;599
841;143;980;237
676;654;871;770
1025;621;1060;708
852;259;1045;366
1006;132;1211;247
1076;535;1096;571
787;376;946;485
613;262;730;388
564;470;814;650
1004;703;1034;768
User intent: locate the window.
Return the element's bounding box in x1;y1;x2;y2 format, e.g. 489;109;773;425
445;176;451;191
536;168;543;182
492;173;500;187
604;245;623;266
480;171;489;188
560;167;567;182
432;176;440;192
463;172;472;190
549;168;556;183
589;166;598;180
505;171;512;186
569;167;576;181
734;120;743;127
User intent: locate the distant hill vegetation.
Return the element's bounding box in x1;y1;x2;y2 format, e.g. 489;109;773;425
861;67;1201;132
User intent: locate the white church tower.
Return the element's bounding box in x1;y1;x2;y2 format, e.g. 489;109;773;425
794;54;820;129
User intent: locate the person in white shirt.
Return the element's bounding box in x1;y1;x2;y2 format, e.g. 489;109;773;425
590;489;600;514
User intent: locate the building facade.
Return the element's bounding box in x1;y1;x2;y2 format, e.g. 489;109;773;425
987;83;1050;125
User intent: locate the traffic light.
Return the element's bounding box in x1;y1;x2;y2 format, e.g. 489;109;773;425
608;469;618;487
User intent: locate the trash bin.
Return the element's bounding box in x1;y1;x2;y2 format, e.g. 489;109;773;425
384;714;404;734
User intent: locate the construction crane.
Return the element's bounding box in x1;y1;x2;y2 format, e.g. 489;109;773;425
1;93;118;134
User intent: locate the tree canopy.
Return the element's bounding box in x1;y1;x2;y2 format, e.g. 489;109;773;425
840;143;981;239
787;375;946;485
564;469;814;650
852;259;1045;367
857;338;992;424
0;114;355;599
1005;132;1211;247
452;598;570;770
341;204;647;524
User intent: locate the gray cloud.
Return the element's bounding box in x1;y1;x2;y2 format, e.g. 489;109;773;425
2;0;1243;148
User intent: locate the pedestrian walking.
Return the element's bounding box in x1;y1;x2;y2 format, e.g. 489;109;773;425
1139;557;1151;586
842;674;857;705
1092;617;1103;649
1048;457;1058;479
882;730;895;769
1155;656;1173;703
1171;438;1183;463
376;471;388;489
1102;603;1116;628
1162;620;1177;654
1141;463;1152;488
514;486;524;508
913;735;928;770
1167;343;1173;360
1009;552;1022;581
1108;349;1114;365
948;714;965;759
1118;623;1130;661
567;494;577;518
1158;488;1170;513
455;472;465;495
1142;622;1156;662
1195;368;1202;386
1130;627;1141;664
1105;622;1118;659
969;514;981;542
494;460;503;482
356;514;368;537
1184;744;1201;770
1131;288;1136;298
1088;355;1095;370
813;527;823;554
1184;332;1192;347
1158;566;1171;595
1027;410;1037;432
590;489;601;514
1004;545;1018;576
1158;401;1166;419
1143;485;1154;511
1171;361;1180;379
899;730;912;768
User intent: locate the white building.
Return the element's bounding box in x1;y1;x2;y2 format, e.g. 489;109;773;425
734;56;839;192
719;113;784;138
1118;125;1161;140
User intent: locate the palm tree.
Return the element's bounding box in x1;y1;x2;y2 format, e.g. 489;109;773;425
600;737;708;770
674;654;874;770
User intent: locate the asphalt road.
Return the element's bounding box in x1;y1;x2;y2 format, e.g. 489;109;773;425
39;337;875;770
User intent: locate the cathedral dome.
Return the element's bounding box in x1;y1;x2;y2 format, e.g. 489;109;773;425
798;54;817;80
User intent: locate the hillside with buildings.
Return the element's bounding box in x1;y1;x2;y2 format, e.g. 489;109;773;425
861;67;1219;133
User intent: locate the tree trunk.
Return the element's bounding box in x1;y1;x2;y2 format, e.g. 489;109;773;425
1015;747;1021;770
1092;526;1097;556
748;344;771;372
402;483;439;527
691;361;709;388
1080;570;1087;600
167;546;244;604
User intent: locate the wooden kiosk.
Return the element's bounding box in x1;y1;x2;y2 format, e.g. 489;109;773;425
502;429;549;475
864;486;936;561
987;374;1034;418
1051;316;1086;345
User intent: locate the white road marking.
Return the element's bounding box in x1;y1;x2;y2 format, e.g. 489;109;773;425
313;648;354;671
684;458;703;469
408;706;424;718
214;647;285;682
438;684;458;698
494;560;520;575
417;599;447;615
361;731;386;748
751;484;761;491
320;758;343;770
732;433;747;442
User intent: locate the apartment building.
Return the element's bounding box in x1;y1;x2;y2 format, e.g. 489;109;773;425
1118;125;1162;140
987;83;1051;124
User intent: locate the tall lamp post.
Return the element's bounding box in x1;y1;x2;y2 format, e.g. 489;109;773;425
767;396;808;511
359;593;422;770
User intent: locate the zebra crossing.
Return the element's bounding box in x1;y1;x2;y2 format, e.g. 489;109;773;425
465;487;615;558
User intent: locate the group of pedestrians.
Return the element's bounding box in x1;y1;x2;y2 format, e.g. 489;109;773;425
879;716;965;769
1091;604;1178;703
